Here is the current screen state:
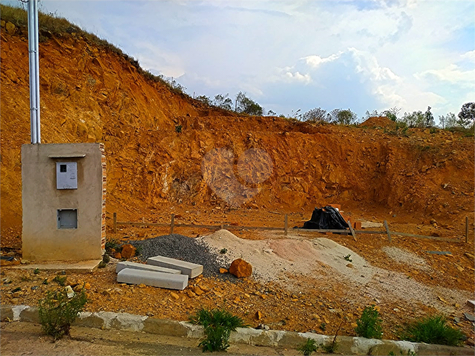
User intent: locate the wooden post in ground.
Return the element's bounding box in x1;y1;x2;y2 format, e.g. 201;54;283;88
348;221;357;241
170;214;175;234
384;220;392;243
284;214;288;236
113;212;117;233
466;216;469;243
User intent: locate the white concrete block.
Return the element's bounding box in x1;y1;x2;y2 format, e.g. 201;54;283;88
116;261;181;274
117;268;188;290
147;256;203;278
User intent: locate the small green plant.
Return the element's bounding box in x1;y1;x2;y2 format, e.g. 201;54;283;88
53;275;67;286
320;322;327;331
399;315;464;346
105;237;121;252
355;305;383;339
220;248;227;254
38;288;87;340
190;308;247;352
98;261;107;268
42;278;49;285
298;338;318;356
175;125;182;133
322;320;342;354
11;287;21;293
34;268;40;274
344;254;352;262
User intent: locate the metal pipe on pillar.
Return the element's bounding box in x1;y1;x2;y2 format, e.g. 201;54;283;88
28;0;41;144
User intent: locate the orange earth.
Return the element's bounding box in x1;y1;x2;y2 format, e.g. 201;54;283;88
1;18;474;346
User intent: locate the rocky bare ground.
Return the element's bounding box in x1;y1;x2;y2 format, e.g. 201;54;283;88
1;225;474;346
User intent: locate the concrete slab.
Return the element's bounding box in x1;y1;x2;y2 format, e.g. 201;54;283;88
116;261;181;274
11;259;102;273
117;268;188;290
147;256;203;278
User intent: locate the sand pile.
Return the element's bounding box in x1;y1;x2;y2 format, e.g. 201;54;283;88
198;229;374;285
198;230;472;312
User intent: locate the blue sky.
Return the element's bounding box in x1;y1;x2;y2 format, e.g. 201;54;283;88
13;0;475;121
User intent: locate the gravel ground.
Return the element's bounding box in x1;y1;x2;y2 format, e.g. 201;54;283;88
130;234;239;283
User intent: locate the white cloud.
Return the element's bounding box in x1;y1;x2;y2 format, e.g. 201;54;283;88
302;53;342;68
415;65;475;88
348;48;401;82
283;71;312;84
461;50;475;62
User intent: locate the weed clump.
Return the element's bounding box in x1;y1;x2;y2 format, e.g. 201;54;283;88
190;308;247;352
298;338;318;355
38;288;87;340
355;305;383;339
399;315;464;346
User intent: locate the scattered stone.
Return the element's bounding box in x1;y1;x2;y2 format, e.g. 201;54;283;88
426;250;452;255
114;252;122;259
437;296;448;304
192;286;204;296
5;22;16;34
121;244;136;259
255;311;263;320
229;258;252;278
20;259;30;264
464;252;474;260
454;317;460;324
84;283;91;290
463;313;475;322
31;286;39;291
65;286;75;298
219;268;228;274
346;263;354;268
467;300;475;308
256;324;269;330
170;292;180;300
186;290;196;298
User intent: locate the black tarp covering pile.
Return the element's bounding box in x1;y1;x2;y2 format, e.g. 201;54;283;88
302;206;349;230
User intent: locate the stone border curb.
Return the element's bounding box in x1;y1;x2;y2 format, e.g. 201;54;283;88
1;305;472;355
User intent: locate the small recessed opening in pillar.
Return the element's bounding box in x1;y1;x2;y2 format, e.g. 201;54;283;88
57;209;77;229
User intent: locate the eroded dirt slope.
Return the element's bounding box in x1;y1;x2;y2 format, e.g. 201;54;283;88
1;28;474;241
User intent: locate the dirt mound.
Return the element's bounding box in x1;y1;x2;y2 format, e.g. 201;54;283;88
200;230;471;314
359;116;397;129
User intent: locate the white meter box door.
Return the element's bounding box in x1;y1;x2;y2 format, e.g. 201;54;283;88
56;162;78;189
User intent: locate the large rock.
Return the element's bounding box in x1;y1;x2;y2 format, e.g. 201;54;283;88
121;244;136;259
229;258;252;278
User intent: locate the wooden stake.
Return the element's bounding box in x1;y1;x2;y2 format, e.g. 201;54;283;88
170;214;175;234
284;214;288;236
113;212;117;233
348;221;357;241
384;220;392;243
466;216;469;243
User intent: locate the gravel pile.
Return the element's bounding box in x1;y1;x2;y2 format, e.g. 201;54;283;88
130;234;239;283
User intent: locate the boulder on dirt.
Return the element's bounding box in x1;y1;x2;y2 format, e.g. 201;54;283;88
229;258;252;278
121;244;136;259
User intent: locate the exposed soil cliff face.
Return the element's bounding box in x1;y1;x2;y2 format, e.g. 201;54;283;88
1;30;473;237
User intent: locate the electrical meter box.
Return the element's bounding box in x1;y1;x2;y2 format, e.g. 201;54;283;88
21;143;106;262
56;162;77;189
